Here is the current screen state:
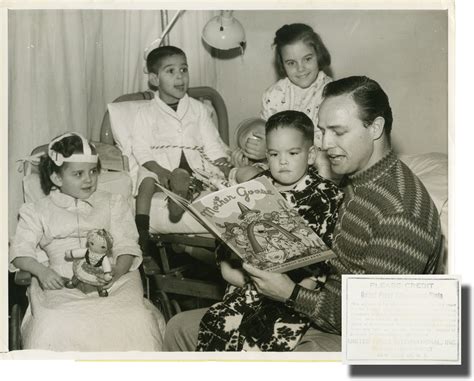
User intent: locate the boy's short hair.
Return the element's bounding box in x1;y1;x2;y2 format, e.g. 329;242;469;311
265;110;314;144
146;45;187;75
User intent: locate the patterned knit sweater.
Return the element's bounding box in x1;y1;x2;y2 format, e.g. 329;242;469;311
294;150;443;335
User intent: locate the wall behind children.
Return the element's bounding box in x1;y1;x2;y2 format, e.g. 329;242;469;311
8;9;448;235
7;9;217;235
214;10;448;155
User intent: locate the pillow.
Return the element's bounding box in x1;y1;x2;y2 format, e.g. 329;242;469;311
399;152;448;215
107;100;150;189
94;141;127;172
400;152;448;272
200;98;219;130
23;171;134;204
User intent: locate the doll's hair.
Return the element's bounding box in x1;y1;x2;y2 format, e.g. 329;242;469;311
265;110;314;144
234;117;266;149
39;134;100;195
87;229;114;255
273;23;331;78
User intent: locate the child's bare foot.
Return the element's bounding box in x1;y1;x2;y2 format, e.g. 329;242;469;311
168;168;191;223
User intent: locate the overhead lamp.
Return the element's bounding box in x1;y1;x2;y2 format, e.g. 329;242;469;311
202;11;246;52
143;10;246;73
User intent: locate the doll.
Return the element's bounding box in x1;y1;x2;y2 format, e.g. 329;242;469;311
229;118;268;184
65;228;114;297
235;117;266;152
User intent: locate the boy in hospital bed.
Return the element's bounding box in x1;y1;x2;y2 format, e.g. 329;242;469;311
132;46;230;254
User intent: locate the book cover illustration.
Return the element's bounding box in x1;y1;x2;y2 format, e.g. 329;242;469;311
157;176;335;273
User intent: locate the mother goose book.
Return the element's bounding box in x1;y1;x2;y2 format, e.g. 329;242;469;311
156;176;335;273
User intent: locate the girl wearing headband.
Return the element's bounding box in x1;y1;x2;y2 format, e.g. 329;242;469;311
9;133;165;351
39;132;100;197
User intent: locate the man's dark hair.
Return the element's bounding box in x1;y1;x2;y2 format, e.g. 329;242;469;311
266;110;314;144
146;45;186;75
323;76;393;138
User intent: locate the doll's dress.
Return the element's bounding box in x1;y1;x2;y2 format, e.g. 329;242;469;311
73;250;109;286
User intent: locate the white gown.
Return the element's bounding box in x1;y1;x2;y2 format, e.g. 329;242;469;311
10;189;166;351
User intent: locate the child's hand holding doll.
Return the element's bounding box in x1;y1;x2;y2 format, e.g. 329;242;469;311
242;132;266;161
103;254;134;289
234;118;267;162
230;149;250;168
37;267;65;290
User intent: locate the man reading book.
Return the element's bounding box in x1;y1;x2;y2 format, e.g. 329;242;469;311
164;110;344;351
164;76;443;352
238;76;443;350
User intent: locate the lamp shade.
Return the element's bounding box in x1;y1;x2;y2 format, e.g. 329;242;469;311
202;11;246;50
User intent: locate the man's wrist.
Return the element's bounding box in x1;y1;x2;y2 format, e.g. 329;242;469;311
285;283;302;308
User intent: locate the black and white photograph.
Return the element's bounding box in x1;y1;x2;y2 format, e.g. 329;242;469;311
2;0;467;372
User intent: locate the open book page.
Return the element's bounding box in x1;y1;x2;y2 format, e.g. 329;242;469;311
157;176;335;272
192;167;231;190
155;184;191;209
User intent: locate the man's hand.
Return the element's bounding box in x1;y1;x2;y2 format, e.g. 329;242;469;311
37;267;65;290
243;132;266;161
220;260;247;288
243;263;295;303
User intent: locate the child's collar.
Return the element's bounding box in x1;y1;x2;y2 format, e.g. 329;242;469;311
153;92;189;119
153;90;187;105
272;170;310;192
50;189;94;209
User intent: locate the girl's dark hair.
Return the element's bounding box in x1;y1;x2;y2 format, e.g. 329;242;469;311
323;76;393;139
273;23;331;78
39;134;100;195
265;110;314;144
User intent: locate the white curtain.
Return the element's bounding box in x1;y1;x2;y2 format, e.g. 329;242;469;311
168;10;218;88
8;9;217;236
